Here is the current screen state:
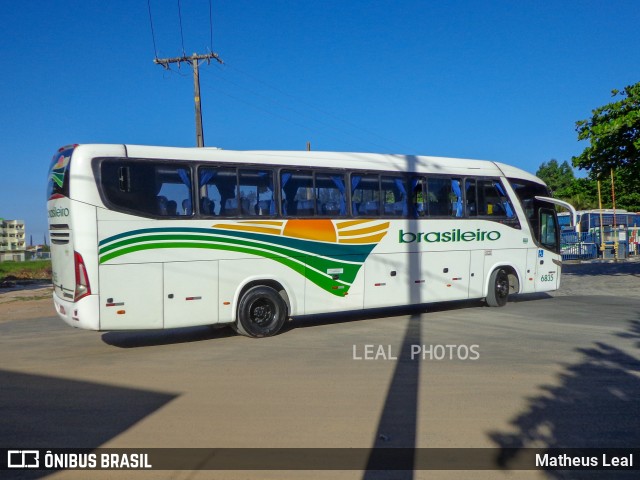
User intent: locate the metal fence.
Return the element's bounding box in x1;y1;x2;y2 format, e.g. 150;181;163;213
561;229;639;261
561;231;598;261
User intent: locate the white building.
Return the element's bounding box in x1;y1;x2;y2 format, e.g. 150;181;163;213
0;218;26;262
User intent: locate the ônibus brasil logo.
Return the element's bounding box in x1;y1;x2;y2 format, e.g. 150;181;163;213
399;228;501;243
48;207;69;218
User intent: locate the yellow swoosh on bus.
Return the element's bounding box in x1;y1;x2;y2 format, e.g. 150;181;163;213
212;219;390;244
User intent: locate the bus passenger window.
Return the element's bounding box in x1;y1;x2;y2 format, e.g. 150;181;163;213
426;177;451;216
465;179;477;216
351;175;380;217
477;179;516;219
316;173;346;216
199;167;236;216
100;160;193;218
410;177;425;217
451;179;463;217
155;167;192;217
381;176;408;217
239;169;274;216
281;170;314;217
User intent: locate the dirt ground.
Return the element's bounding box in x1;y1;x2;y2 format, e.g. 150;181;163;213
0;284;53;322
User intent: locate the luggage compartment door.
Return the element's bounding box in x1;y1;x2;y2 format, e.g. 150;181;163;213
99;263;163;330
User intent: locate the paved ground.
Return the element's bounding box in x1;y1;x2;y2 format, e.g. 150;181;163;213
1;259;639;480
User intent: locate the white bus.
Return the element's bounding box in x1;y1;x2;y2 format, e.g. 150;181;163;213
47;144;565;337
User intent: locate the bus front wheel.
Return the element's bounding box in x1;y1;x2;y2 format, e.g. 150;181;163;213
486;268;509;307
235;286;287;338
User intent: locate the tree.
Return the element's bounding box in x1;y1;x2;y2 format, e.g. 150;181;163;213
573;82;640;176
536;159;575;197
563;178;598;210
572;82;640;211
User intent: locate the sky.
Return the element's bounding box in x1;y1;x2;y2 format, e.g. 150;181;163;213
1;0;639;243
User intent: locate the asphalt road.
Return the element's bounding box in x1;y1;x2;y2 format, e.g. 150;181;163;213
1;260;639;480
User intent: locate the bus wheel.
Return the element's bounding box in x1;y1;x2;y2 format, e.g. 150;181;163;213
486;268;509;307
235;286;287;338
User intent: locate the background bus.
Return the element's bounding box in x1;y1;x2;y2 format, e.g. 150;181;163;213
558;209;640;259
47;144;565;337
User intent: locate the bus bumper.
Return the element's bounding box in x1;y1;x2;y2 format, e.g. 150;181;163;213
53;292;100;330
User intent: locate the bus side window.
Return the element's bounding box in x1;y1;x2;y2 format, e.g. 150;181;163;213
282;170;314;217
239;169;274;216
199;167;236;216
316;173;346;216
155;167;192;217
465;179;477;216
410;177;425;217
426;177;451;217
381;176;408;217
477;179;516;218
451;178;463;217
351;174;380;217
101;160;192;218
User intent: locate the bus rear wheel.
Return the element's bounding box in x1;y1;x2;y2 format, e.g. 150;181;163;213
486;268;509;307
235;286;287;338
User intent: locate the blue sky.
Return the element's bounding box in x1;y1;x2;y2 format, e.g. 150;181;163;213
1;0;638;242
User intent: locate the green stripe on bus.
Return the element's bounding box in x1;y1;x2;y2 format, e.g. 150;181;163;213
99;227;376;262
99;233;361;284
99;241;355;296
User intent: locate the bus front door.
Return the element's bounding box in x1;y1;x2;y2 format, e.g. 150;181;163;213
534;208;561;292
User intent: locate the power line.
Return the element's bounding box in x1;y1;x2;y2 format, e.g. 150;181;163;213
150;0;224;147
177;0;186;57
224;63;416;153
206;67;396;152
147;0;158;59
208;0;214;52
209;63;416;153
154;53;223;147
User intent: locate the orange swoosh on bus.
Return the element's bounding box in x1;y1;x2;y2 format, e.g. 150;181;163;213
213;223;284;236
212;219;389;245
338;232;388;244
336;222;390;237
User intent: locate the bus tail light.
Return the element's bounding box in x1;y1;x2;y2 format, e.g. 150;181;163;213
74;251;91;302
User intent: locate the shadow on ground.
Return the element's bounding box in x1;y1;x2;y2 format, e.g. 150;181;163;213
0;369;176;479
289;294;548;333
102;324;235;348
562;262;640;278
489;314;640;479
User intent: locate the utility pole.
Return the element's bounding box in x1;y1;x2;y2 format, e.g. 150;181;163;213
154;52;223;147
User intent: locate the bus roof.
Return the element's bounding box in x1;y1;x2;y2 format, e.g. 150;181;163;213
65;144;545;187
118;144;545;184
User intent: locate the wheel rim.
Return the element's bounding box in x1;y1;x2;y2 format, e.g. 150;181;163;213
249;298;275;326
495;272;509;299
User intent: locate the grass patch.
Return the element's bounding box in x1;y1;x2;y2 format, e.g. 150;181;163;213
0;260;52;281
7;293;52;303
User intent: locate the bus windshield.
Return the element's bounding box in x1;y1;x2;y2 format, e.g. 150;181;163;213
508;178;558;252
47;147;75;200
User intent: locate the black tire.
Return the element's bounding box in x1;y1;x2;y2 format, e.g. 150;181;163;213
235;286;287;338
486;268;509;307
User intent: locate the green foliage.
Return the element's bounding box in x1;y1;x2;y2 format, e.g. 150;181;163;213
571;81;640;212
536;159;575;197
0;260;51;282
562;178;599;210
573;82;640;177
